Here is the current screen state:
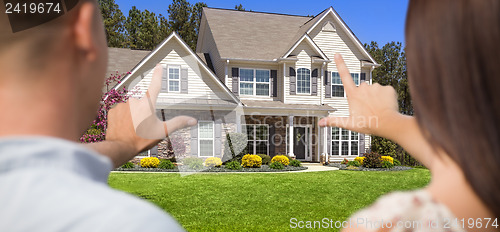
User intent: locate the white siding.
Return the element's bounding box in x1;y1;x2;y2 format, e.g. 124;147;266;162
128;40;232;103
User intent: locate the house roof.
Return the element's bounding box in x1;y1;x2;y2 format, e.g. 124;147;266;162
106;48;150;77
203;7;311;61
202;7;378;65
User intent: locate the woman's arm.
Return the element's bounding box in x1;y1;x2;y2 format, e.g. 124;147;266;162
319;54;435;168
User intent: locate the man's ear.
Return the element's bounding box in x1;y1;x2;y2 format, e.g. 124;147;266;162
73;2;98;61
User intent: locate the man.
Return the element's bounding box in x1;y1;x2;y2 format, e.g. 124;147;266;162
0;0;194;231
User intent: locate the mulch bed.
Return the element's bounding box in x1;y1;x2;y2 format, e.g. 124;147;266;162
114;165;308;173
327;163;413;171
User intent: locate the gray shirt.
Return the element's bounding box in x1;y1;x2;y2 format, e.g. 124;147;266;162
0;137;185;232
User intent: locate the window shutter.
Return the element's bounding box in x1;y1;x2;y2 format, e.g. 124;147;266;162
190;124;198;156
161;66;168;92
327;127;332;156
360;73;366;82
324;71;331;98
311;69;318;96
214;119;222;157
232;68;239;95
181;68;188;94
359;133;365;155
151;145;158;156
270;70;278;97
289;67;296;95
268;125;275;156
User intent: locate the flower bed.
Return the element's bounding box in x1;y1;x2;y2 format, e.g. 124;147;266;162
114;165;307;172
328;163;413;171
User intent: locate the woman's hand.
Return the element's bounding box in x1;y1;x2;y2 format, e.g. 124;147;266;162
319;54;401;138
319;54;435;168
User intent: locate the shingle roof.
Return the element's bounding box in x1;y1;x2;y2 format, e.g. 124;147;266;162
203;7;311;61
106;48;150;77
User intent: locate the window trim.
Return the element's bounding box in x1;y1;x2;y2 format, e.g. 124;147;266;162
239;68;271;97
167;65;181;93
296;68;312;95
331;71;360;97
331;127;359;156
242;124;269;155
198;121;215;157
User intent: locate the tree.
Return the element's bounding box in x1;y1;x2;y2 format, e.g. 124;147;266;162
125;6;143;49
139;9;161;50
234;4;245;11
168;0;207;51
97;0;126;47
365;41;419;166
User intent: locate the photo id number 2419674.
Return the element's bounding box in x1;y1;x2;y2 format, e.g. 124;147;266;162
5;2;61;14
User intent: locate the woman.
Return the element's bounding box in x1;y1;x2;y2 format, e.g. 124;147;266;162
319;0;499;231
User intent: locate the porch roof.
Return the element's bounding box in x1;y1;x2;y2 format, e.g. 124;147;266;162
241;100;335;111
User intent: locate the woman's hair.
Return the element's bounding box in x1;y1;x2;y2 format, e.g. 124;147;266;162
406;0;500;217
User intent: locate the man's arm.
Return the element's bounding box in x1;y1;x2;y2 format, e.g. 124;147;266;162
85;64;196;168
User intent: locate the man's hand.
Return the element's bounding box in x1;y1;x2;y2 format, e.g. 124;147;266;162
86;64;196;168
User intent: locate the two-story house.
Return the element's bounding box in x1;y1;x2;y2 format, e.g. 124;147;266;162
110;6;379;163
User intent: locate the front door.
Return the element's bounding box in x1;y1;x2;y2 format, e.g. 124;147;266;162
294;127;307;160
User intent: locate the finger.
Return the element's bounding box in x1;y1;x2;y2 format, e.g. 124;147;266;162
334;53;357;95
318;116;353;130
146;64;163;104
164;116;198;136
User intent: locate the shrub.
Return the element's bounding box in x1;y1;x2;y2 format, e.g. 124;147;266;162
371;136;398;157
241;154;262;168
381;156;394;164
182;157;204;170
158;159;175;169
257;154;271;165
271;155;290;166
347;160;361;167
140;157;160;168
341;158;349;164
225;160;242;170
362;152;382;168
121;162;135;169
269;162;284;170
222;133;248;163
289;159;302;167
382;161;395;169
393;159;401;166
205;157;223;167
354;157;365;165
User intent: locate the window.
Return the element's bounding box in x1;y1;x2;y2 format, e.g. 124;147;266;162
297;68;311;94
331;72;359;97
242;124;269;155
240;69;270;96
331;127;359;156
168;67;180;92
198;121;214;157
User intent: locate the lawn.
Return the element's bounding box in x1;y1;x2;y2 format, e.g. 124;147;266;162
108;169;430;232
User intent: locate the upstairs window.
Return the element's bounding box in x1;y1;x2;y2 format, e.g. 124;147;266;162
240;69;270;96
168;67;180;92
296;68;311;94
331;72;359;97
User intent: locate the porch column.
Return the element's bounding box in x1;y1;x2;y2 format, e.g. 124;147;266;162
323;126;328;162
288;115;294;158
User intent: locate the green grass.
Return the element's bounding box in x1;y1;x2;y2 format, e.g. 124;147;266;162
108;169;430;232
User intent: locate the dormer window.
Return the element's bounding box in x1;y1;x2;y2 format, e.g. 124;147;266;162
296;68;311;94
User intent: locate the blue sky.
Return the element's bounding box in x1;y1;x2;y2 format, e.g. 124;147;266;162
115;0;409;46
